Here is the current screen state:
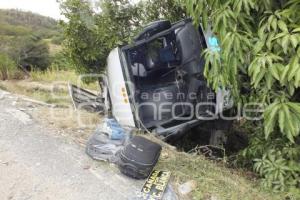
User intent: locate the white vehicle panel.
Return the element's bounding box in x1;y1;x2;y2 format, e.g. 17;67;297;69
106;48;135;127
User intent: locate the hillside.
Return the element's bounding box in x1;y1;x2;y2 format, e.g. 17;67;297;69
0;9;64;74
0;9;60;38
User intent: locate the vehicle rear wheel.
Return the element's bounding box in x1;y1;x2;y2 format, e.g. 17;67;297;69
209;129;227;147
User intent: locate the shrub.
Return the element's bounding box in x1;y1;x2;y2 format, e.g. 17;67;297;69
51;52;72;71
0;53;17;80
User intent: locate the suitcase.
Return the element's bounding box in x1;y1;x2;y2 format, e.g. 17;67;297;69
117;136;162;179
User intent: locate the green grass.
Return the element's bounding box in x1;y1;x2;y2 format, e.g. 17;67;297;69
30;69;99;91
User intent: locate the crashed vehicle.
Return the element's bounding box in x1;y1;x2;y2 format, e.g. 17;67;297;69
70;18;233;144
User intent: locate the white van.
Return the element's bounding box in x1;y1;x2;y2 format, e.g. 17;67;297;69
71;18;233;144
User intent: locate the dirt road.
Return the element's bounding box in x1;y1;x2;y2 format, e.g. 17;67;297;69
0;89;176;200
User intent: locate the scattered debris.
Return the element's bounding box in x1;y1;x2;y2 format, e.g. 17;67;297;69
188;145;225;160
101;118;127;140
86;119;173;199
86;118;131;162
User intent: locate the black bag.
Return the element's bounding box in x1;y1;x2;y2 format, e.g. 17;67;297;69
117;136;162;179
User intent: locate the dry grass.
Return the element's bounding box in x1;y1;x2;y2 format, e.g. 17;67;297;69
0;80;71;106
36;107;101;130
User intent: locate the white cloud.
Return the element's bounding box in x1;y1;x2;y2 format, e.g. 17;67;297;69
0;0;63;20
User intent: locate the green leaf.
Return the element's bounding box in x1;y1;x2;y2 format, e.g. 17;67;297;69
271;17;277;31
269;64;281;80
291;113;300;137
280;64;290;84
265;72;273;89
233;0;242;14
264;103;280;139
292;27;300;33
278;107;285;133
281;35;290;54
282;104;296;142
294;68;300;87
253;40;265;54
287;83;295;96
254;68;265;88
278;20;288;32
287;56;299;81
287;102;300;115
273;32;287;40
267;15;274;31
266;32;275;50
290;34;298;48
258;24;267;39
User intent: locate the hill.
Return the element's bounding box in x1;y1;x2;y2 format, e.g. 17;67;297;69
0;9;65;74
0;9;60;38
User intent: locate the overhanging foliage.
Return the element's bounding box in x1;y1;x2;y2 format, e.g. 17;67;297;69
181;0;300;193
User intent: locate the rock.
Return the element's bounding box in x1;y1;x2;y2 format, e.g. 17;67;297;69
178;180;197;195
161;151;169;159
210;196;219;200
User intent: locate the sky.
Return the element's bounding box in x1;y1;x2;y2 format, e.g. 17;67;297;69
0;0;63;19
0;0;141;20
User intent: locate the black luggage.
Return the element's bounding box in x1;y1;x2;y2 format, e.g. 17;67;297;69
117;136;162;179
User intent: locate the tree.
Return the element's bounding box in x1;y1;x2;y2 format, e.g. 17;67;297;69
139;0;186;23
181;0;300;193
59;0;185;76
59;0;143;76
17;36;51;70
0;36;50;71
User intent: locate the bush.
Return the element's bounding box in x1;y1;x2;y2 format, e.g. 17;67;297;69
51;35;64;45
17;36;51;71
50;52;72;71
0;53;17;80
